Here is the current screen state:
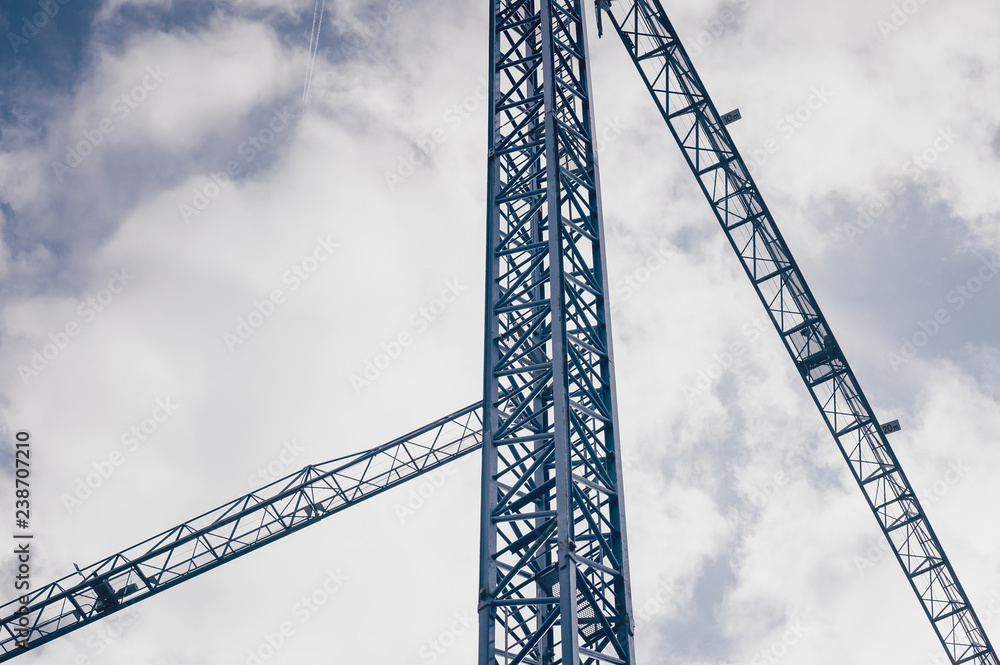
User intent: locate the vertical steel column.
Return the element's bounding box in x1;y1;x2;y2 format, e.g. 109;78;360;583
479;0;636;662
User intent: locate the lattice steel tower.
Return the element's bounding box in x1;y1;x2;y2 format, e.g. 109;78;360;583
478;0;634;662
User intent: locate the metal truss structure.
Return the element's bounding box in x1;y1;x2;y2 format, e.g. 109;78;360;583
1;0;995;664
600;1;998;662
0;404;483;660
478;0;633;662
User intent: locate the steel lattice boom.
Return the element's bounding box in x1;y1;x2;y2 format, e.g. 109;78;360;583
600;1;998;663
0;403;483;661
478;0;634;663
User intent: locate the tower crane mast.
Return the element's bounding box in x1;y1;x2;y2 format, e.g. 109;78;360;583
479;0;634;661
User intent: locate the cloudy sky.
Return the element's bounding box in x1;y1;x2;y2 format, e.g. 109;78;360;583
0;0;998;663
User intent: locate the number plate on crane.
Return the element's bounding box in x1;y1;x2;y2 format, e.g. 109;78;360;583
721;108;742;125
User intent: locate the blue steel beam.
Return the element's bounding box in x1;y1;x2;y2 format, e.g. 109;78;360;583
0;402;483;661
600;1;998;663
479;0;635;663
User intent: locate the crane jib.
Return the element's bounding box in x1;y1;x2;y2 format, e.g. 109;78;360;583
604;0;997;663
0;403;484;661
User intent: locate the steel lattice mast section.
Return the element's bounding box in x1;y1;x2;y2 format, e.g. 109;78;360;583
599;1;998;663
479;0;635;663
